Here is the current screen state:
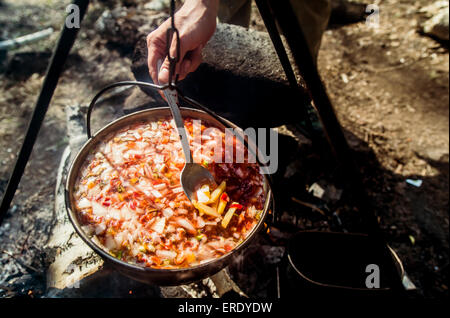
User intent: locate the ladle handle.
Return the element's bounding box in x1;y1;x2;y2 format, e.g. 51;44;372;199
157;59;193;164
163;88;193;164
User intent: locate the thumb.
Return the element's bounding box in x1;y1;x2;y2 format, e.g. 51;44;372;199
157;57;171;85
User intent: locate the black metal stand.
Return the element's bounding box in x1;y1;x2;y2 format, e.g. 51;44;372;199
0;0;90;224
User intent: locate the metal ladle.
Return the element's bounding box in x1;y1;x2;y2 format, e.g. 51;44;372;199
157;60;216;201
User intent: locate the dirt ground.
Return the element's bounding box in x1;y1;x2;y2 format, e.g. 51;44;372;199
318;0;449;297
251;0;449;297
0;0;448;298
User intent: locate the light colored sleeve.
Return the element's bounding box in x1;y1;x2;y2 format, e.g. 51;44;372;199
217;0;331;61
217;0;252;27
290;0;331;61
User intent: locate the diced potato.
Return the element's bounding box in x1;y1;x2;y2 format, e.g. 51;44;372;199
196;185;211;203
208;181;226;204
217;197;227;215
213;198;220;213
192;200;220;218
221;203;239;228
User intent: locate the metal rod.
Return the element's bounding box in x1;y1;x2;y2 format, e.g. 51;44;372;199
255;0;314;134
0;0;90;225
0;27;54;51
164;88;194;164
255;0;297;87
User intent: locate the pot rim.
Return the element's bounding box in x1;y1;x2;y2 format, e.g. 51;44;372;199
65;106;273;275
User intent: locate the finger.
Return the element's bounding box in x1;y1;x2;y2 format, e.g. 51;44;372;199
158;33;185;84
158;55;171;85
147;16;173;83
178;45;203;81
189;45;203;71
147;30;168;84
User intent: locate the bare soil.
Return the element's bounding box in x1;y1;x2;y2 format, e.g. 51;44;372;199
317;0;449;297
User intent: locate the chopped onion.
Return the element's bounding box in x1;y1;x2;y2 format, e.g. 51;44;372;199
95;224;106;235
142;130;154;138
176;218;196;234
154;183;166;190
105;235;117;250
154;154;165;164
151;190;162;198
91;201;108;216
77;197;92;209
133;131;141;140
197;216;206;228
81;225;94;236
152;217;166;234
162;208;174;218
172;187;183;193
156;249;177;260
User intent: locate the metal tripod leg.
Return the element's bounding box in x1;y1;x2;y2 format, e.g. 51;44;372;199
0;0;90;225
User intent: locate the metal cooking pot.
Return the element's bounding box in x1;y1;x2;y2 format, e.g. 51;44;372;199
65;81;273;286
285;231;407;296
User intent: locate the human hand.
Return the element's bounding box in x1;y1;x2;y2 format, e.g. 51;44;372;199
147;0;219;85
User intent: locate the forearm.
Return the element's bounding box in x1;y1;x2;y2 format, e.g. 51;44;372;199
147;0;220;84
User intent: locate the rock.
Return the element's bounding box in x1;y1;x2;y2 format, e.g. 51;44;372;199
94;8;167;55
415;146;449;162
423;8;449;41
123;86;165;114
420;1;449;41
132;22;310;128
201;23;287;83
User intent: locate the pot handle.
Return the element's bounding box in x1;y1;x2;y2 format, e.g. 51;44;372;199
86;81;169;139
